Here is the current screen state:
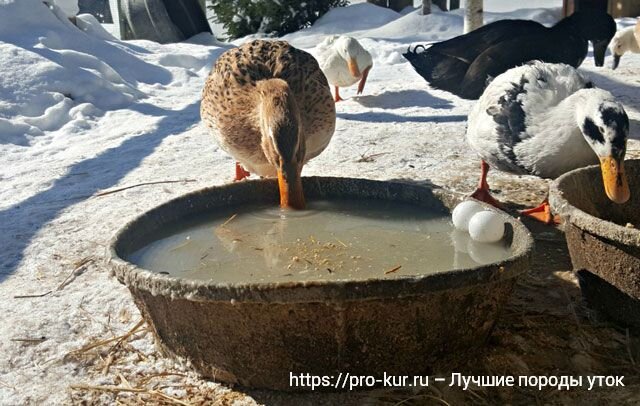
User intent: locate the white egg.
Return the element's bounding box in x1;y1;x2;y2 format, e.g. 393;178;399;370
468;211;505;243
451;200;485;232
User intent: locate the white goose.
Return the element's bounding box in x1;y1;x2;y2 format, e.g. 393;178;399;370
610;21;640;69
466;61;630;223
316;35;373;102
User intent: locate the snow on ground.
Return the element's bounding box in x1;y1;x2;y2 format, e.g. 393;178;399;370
1;0;639;404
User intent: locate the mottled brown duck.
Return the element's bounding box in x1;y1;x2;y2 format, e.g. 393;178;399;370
201;40;336;209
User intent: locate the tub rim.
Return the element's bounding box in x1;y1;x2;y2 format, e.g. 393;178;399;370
109;176;534;303
549;159;640;247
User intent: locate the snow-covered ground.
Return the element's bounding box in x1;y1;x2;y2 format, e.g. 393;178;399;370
1;0;639;404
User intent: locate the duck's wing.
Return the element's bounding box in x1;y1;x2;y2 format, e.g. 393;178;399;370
316;47;347;85
202;42;278;119
297;52;336;160
485;62;590;134
201;43;278;161
269;42;336;160
469;62;591;173
403;20;545;99
428;20;546;64
313;35;338;61
460;31;588;99
357;47;373;70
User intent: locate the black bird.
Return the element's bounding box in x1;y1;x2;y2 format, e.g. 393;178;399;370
403;10;616;100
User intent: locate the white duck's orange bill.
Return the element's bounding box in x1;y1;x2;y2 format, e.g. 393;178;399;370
357;65;371;94
599;156;630;204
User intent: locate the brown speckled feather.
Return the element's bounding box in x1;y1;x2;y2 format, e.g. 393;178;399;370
201;40;336;177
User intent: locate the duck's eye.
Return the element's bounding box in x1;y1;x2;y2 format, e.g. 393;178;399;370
598;126;606;134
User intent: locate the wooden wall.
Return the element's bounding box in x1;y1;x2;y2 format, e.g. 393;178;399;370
607;0;640;18
564;0;640;18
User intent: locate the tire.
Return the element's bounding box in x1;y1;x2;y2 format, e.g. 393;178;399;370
162;0;211;39
120;0;184;43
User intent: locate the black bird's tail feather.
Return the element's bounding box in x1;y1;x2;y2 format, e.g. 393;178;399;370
402;45;473;99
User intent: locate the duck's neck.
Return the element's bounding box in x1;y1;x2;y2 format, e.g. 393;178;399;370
256;79;305;209
552;15;590;44
256;79;302;163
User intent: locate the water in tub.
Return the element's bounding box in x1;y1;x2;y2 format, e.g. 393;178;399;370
128;199;513;283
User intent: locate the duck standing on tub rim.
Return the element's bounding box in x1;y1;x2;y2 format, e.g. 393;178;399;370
466;61;630;224
610;20;640;69
403;9;616;99
316;35;373;102
201;40;336;210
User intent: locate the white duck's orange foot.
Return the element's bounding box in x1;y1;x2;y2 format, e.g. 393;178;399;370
234;162;251;182
520;199;561;225
334;86;344;102
469;160;502;208
470;187;503;209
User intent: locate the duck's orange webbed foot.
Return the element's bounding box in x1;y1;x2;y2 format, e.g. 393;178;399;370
469;160;502;209
470;187;503;209
520;199;561;225
234;162;251;182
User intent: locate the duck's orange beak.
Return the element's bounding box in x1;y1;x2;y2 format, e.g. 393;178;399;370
599;156;630;204
357;65;371;95
348;57;361;78
277;163;305;210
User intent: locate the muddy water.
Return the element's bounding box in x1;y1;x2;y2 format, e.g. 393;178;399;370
128;199;514;283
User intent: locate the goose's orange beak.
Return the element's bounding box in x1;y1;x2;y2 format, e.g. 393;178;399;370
277;163;305;210
348;57;361;78
599;156;630;204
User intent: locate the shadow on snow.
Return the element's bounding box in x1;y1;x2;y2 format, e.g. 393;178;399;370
0;100;201;279
338;111;466;123
352;89;454;110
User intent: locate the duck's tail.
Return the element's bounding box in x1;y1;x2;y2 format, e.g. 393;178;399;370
402;45;475;99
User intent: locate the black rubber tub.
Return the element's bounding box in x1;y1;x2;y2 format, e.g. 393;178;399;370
550;159;640;328
109;177;534;390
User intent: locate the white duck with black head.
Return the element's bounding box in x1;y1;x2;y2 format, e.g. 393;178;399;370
316;35;373;102
466;61;630;223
